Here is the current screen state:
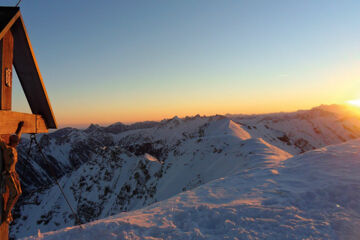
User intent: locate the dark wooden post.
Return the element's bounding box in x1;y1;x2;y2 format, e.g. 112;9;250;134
0;144;9;240
0;220;9;240
0;30;13;240
0;30;13;110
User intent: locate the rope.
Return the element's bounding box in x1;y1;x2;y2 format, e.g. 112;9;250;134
15;0;22;7
28;134;83;227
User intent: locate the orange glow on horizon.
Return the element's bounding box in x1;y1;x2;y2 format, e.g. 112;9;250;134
57;99;352;128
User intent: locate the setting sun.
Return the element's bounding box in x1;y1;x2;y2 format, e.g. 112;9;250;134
347;99;360;107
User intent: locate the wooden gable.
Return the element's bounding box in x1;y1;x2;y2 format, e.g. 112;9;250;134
0;7;57;133
0;7;58;240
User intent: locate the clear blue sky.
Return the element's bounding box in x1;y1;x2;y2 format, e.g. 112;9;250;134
3;0;360;127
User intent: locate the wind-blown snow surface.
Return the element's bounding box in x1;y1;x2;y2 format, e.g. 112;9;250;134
12;105;360;238
23;139;360;240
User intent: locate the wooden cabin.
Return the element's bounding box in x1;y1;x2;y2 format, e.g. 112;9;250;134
0;6;57;240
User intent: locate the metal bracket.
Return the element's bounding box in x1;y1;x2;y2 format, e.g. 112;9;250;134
4;68;11;87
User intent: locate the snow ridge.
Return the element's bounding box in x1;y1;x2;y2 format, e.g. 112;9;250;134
12;105;360;239
23;139;360;240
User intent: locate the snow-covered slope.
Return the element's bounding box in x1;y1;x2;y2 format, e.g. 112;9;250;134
13;117;291;238
23;139;360;240
12;105;360;238
229;105;360;154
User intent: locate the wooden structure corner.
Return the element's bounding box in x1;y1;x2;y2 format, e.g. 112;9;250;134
0;6;57;134
0;6;57;240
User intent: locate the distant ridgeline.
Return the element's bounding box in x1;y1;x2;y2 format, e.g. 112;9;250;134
12;105;360;238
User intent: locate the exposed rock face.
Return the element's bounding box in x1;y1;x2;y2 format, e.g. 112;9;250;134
11;105;360;239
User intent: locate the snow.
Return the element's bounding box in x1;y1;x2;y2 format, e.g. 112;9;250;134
12;105;360;239
22;139;360;240
205;119;251;140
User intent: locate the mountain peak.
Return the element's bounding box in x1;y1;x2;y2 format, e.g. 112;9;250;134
84;123;102;133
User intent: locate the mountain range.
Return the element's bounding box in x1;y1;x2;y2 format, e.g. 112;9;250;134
11;104;360;239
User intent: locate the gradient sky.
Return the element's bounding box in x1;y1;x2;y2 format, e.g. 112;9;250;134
3;0;360;127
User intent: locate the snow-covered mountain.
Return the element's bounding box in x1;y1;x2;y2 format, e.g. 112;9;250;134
12;104;360;239
24;138;360;240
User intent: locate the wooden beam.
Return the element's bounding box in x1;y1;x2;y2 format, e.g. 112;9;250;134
0;30;14;110
0;111;48;134
12;16;57;129
0;221;8;240
0;7;20;42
